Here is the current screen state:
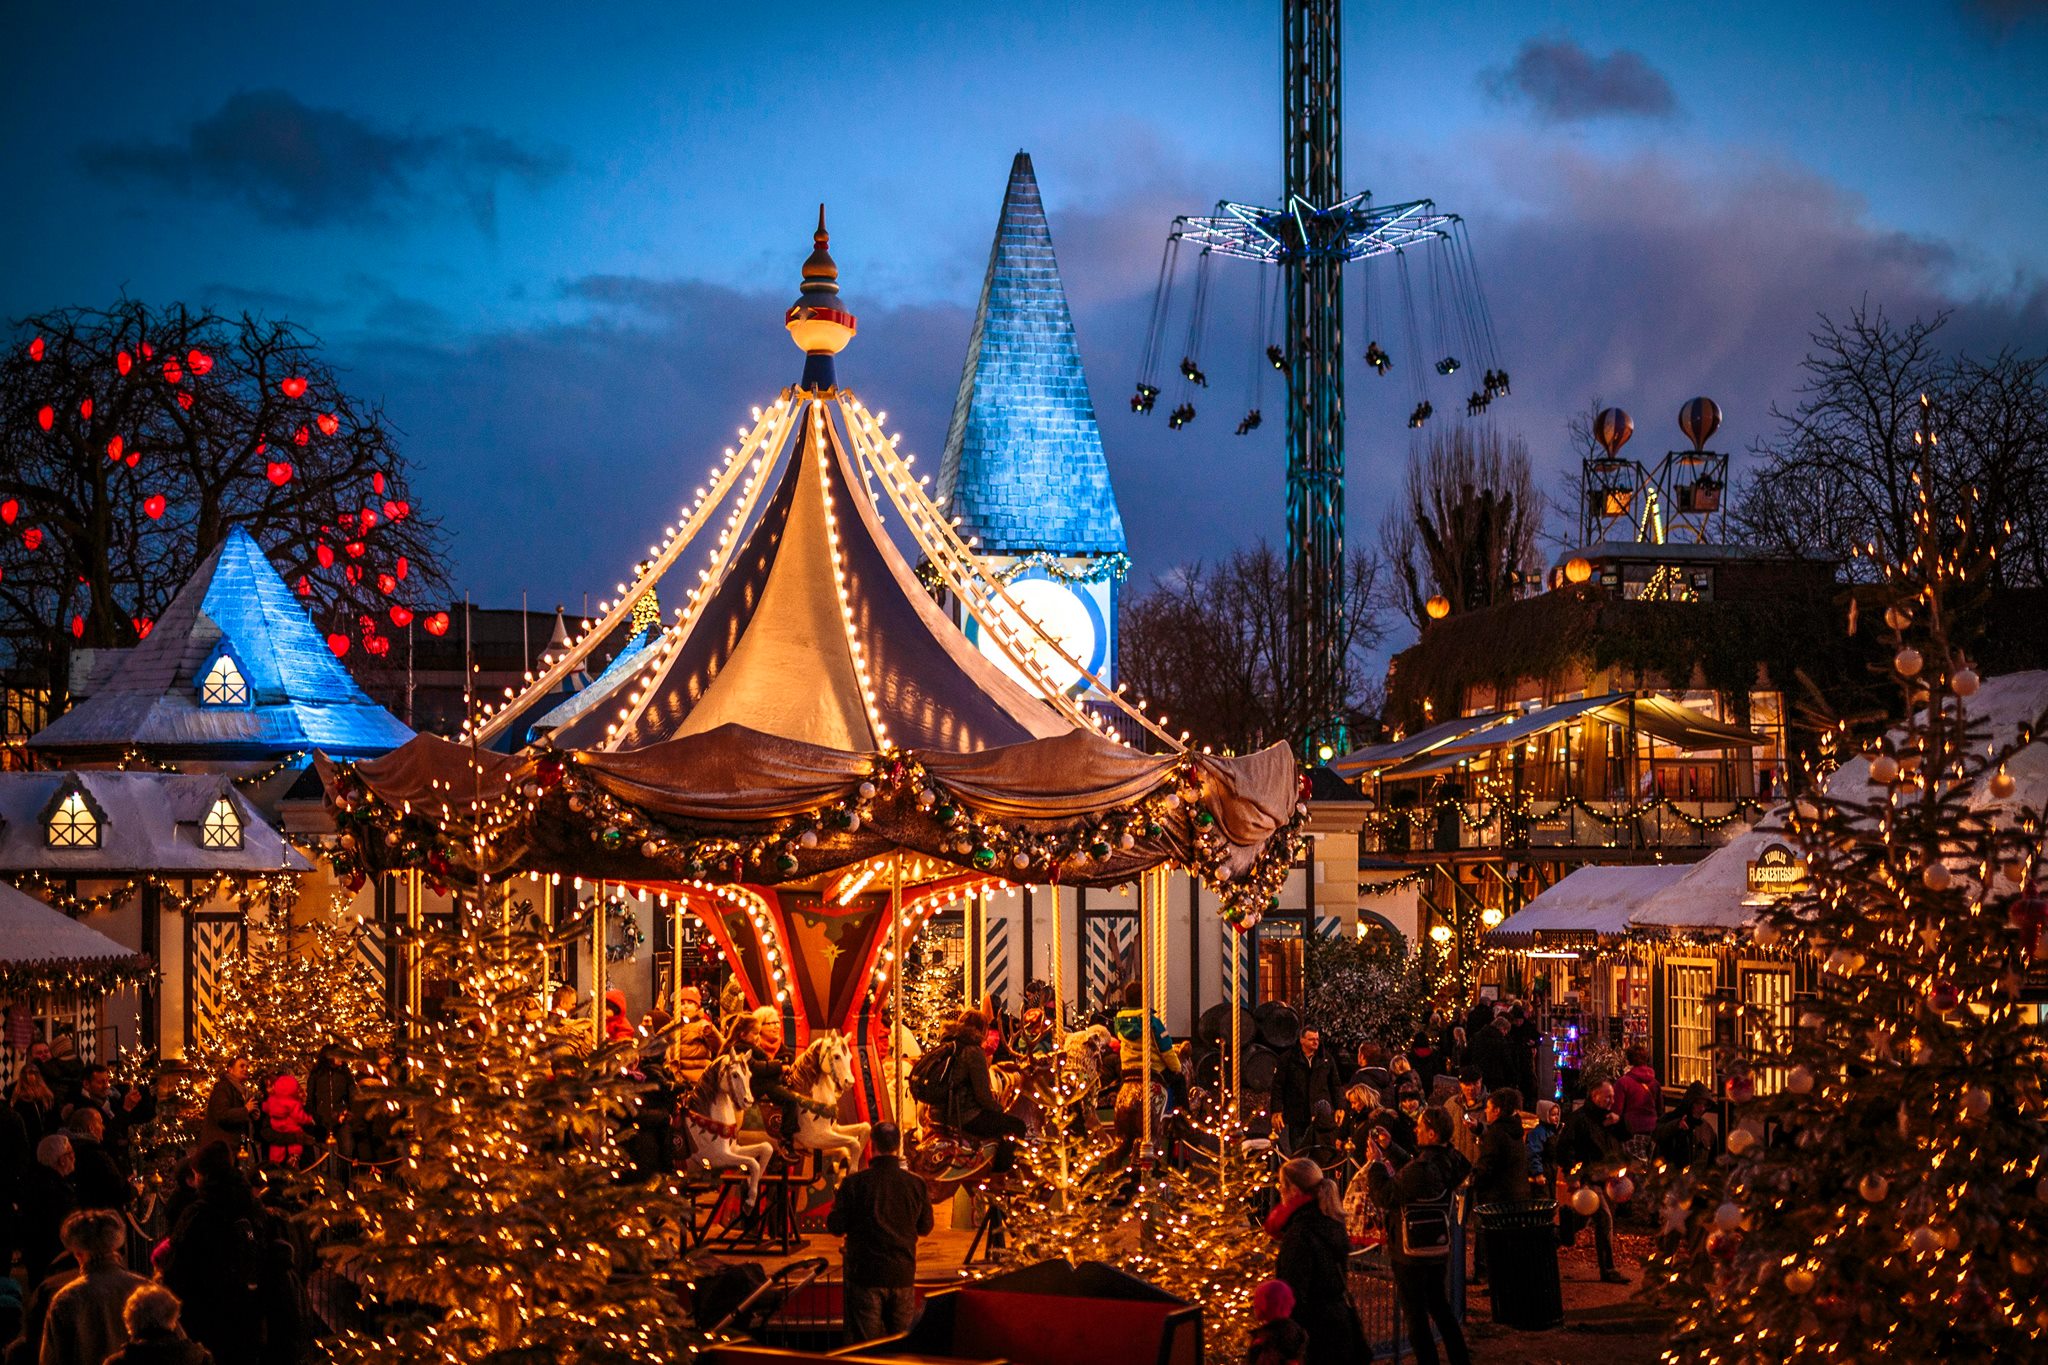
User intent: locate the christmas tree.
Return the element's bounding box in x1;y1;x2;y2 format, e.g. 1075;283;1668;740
1664;403;2048;1360
304;907;707;1364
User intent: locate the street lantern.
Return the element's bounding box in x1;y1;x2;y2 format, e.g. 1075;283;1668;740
1565;556;1593;584
1425;594;1451;620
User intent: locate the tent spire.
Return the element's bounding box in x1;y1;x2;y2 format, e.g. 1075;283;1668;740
786;204;857;391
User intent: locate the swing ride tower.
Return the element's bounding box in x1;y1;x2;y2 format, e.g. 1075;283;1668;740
1152;0;1500;760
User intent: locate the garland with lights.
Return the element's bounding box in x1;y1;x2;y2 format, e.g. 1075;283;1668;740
6;870;302;918
1661;404;2048;1361
0;955;153;998
603;893;644;963
328;747;1308;928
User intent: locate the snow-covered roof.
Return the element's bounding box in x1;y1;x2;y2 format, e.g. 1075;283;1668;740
1487;862;1689;943
0;772;312;873
0;879;141;968
1629;824;1783;931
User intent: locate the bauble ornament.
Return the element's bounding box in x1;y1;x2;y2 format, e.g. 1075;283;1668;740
1570;1186;1601;1217
1907;1225;1940;1254
1787;1064;1816;1095
1869;754;1899;784
1785;1267;1816;1295
1952;667;1980;697
1714;1201;1744;1231
1859;1173;1889;1202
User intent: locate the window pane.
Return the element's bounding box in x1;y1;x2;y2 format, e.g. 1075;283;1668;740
47;791;99;848
1667;963;1714;1088
201;797;242;850
200;655;249;707
1743;968;1794;1095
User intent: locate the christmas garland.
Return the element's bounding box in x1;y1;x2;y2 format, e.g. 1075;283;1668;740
603;894;644;963
914;550;1132;595
0;955;156;997
329;748;1308;928
5;870;302;918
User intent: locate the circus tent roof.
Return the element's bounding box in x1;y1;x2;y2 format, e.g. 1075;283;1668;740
31;526;412;760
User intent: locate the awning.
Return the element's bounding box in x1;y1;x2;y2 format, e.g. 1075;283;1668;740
1485;862;1690;945
1377;694;1623;780
1373;693;1764;781
1328;714;1496;779
1624;694;1768;751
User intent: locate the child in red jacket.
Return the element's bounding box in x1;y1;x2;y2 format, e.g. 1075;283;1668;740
262;1073;313;1166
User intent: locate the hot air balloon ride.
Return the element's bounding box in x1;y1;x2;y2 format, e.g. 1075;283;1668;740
1669;397;1730;534
1584;406;1644;533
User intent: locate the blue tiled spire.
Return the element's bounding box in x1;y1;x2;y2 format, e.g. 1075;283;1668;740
937;152;1127;557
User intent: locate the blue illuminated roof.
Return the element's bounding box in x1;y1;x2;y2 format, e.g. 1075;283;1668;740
30;527;413;759
936;152;1126;557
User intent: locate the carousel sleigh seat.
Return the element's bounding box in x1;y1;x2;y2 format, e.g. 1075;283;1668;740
865;1260;1197;1365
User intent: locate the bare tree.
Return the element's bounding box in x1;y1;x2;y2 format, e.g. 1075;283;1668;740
1118;542;1383;755
1378;423;1541;627
2;301;445;708
1731;306;2048;583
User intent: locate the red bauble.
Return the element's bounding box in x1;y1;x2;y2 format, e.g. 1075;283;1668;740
187;349;213;375
143;494;166;520
423;611;450;636
281;376;308;399
36;405;53;432
116;350;132;375
27;337;43;361
315;543;335;569
389;604;413;627
316;413;339;436
1929;978;1960;1013
536;756;565;790
326;633;350;658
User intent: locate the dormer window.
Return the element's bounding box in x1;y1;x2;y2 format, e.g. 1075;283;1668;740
199;652;249;707
46;790;100;849
200;795;242;850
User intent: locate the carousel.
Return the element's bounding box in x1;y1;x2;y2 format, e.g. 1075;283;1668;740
320;214;1302;1236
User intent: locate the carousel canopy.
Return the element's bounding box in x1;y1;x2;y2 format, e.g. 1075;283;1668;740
325;215;1301;912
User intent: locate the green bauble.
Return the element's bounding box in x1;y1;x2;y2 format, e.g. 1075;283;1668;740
601;828;623;847
936;803;959;824
1146;822;1166;838
1195;810;1216;828
971;846;997;869
775;853;799;875
1089;841;1112;860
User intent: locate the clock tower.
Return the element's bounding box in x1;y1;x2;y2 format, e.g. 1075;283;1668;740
937;151;1128;700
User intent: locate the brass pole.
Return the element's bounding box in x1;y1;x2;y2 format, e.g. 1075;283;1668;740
891;855;906;1122
592;880;607;1037
1228;921;1243;1197
1140;872;1154;1160
1050;883;1065;1047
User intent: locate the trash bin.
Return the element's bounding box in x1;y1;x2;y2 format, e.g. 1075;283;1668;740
1477;1200;1564;1330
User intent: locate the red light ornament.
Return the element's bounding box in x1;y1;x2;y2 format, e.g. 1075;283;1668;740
178;393;193;410
117;351;132;375
389;605;413;627
143;494;166;520
394;555;408;580
345;541;365;558
315;543;335;569
27;337;44;361
344;564;363;584
423;611;450;636
376;572;397;595
106;435;124;462
294;426;310;446
36;406;53;432
132;617;154;639
70;615;85;639
0;500;15;524
372;471;386;495
162;361;183;384
281;377;308;399
365;635;391;658
22;528;41;550
141;343;152;359
359;507;378;530
187;349;213;375
266;461;294;487
327;633;350;658
80;398;93;420
316;413;339;436
296;576;312;597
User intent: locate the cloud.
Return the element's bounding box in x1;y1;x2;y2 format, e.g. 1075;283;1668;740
1483;38;1679;122
1959;0;2048;35
81;90;566;230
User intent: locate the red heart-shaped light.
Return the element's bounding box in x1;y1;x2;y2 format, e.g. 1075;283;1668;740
22;528;41;550
27;337;43;361
315;543;335;569
423;612;450;636
124;449;139;468
266;461;293;487
377;572;396;595
117;351;132;375
345;541;365;558
144;494;166;520
327;633;350;658
281;376;308;399
187;349;213;376
294;426;310;446
36;406;53;432
359;507;378;530
106;435;124;462
162;361;183;384
316;413;339;436
178;392;193;410
0;500;15;525
389;604;413;627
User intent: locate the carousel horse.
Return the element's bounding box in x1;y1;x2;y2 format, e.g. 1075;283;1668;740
683;1052;776;1206
788;1032;871;1174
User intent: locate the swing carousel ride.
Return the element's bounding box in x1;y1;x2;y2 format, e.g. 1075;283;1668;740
321;214;1305;1140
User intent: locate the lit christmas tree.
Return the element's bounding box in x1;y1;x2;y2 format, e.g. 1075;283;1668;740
1664;400;2048;1360
305;909;706;1364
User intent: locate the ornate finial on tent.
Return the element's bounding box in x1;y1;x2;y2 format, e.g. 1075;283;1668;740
787;203;857;389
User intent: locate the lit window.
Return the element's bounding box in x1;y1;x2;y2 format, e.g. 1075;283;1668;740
199;653;249;707
46;790;100;849
1742;967;1794;1096
200;796;242;850
1666;961;1715;1088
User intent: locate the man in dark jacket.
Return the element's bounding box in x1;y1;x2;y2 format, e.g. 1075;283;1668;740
18;1135;77;1284
1269;1027;1343;1155
162;1145;267;1362
1366;1107;1472;1365
195;1058;252;1156
305;1047;355;1153
71;1065;154;1176
1467;1017;1517;1093
1557;1081;1628;1283
1467;1088;1530;1284
62;1111;133;1214
825;1123;932;1343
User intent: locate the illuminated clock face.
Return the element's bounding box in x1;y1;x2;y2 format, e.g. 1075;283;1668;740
976;577;1103;695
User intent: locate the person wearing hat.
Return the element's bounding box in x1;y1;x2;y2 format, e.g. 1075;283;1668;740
670;986;723;1086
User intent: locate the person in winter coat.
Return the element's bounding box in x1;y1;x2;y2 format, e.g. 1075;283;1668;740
1467;1017;1517;1094
102;1284;216;1365
18;1135;77;1284
1406;1032;1446;1094
1506;1006;1541;1102
1613;1048;1660;1138
1441;1069;1486;1166
1267;1158;1360;1365
742;1007;807;1153
1366;1107;1472;1365
668;986;723;1086
40;1209;149;1365
603;989;636;1045
304;1048;355;1150
1525;1099;1562;1196
62;1110;133;1214
161;1145;267;1363
1269;1028;1344;1155
1467;1088;1530;1284
72;1065;154;1175
936;1012;1024;1163
1653;1082;1719;1170
10;1066;58;1144
1557;1081;1629;1283
824;1122;933;1343
194;1058;252;1156
260;1075;313;1167
1244;1278;1310;1365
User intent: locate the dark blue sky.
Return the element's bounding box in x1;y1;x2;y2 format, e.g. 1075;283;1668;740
7;1;2045;627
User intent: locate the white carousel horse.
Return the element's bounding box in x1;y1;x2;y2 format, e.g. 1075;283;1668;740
684;1052;776;1205
788;1032;872;1174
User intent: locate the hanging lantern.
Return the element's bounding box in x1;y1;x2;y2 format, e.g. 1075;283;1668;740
389;604;414;627
177;392;193;411
366;635;391;657
385;500;409;521
70;615;85;639
106;435;124;462
187;349;213;375
359;507;379;530
0;500;15;524
281;376;308;399
141;342;152;359
345;541;365;558
22;528;42;550
36;405;53;432
327;633;351;657
423;611;451;636
266;461;294;486
316;413;340;437
1425;594;1451;620
377;572;397;595
294;426;310;446
79;398;93;420
143;494;166;520
1565;556;1592;584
